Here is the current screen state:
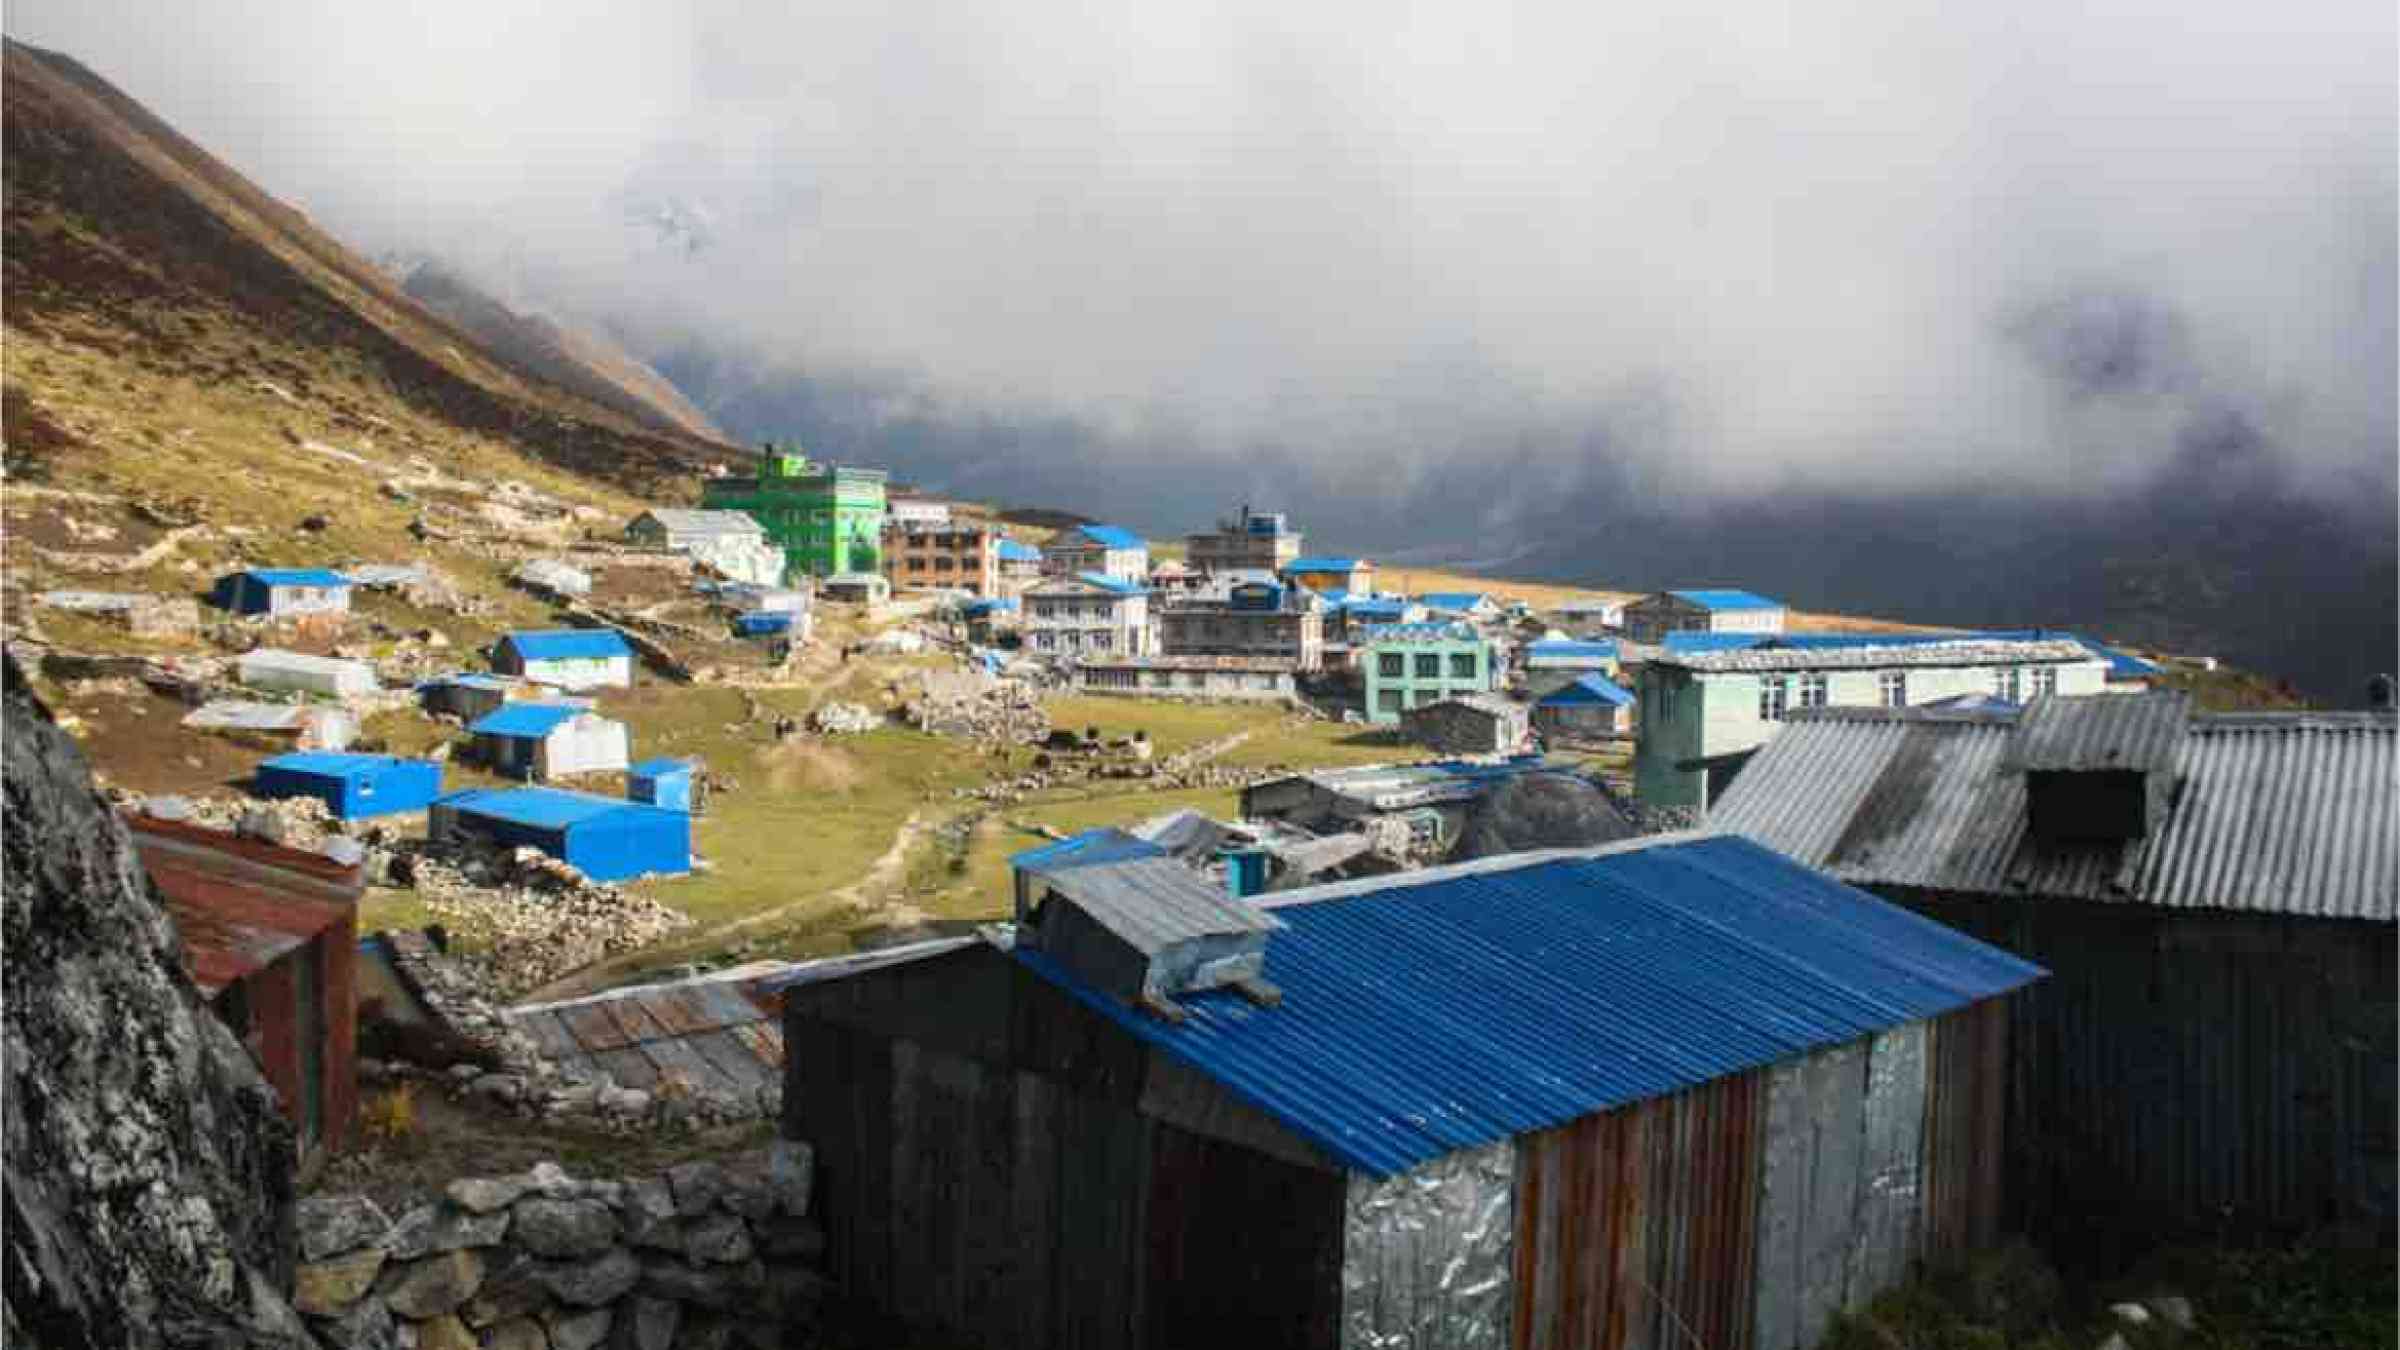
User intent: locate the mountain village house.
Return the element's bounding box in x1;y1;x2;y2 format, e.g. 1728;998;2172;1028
1040;523;1150;582
490;629;635;691
1155;579;1324;671
1278;556;1374;596
1401;691;1531;755
466;703;631;781
1622;588;1788;643
881;511;1004;596
1634;636;2108;809
1186;505;1302;575
1360;622;1496;723
211;567;352;620
701;445;890;578
1024;572;1152;657
623;508;786;587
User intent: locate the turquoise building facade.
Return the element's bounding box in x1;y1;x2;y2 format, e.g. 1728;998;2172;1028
1360;622;1494;723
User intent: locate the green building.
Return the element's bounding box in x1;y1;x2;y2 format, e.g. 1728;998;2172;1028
1360;621;1495;723
701;446;889;578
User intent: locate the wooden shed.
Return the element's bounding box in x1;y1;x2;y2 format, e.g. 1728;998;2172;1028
780;832;2041;1350
127;807;365;1175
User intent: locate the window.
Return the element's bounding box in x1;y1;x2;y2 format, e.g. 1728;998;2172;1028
1036;633;1055;650
1378;653;1404;678
1411;688;1435;707
1414;653;1441;679
1377;690;1402;713
2029;666;2057;699
1092;631;1112;651
1449;653;1478;680
1879;670;1907;708
1797;673;1827;710
1993;666;2022;702
1759;676;1789;722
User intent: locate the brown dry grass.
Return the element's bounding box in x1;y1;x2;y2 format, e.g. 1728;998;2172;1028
757;737;865;793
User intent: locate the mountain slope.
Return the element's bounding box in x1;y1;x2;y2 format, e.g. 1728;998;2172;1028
1;39;726;497
398;259;730;444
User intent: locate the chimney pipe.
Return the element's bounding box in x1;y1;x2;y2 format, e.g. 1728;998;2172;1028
2369;674;2395;711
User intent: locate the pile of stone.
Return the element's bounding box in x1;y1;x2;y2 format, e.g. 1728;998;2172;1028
809;701;880;735
294;1151;824;1350
134;791;343;851
904;670;1050;745
410;850;696;998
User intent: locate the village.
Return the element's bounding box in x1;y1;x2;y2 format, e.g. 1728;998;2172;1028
5;440;2392;1350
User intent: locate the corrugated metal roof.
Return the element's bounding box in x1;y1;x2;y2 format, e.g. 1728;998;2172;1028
628;757;695;779
1419;592;1493;611
2001;690;2190;773
238;649;374;679
1526;639;1618;664
1540;674;1634;707
235;568;352;588
1659;638;2096;673
127;815;363;995
1666;589;1783;611
467;702;589;738
438;786;675;832
259;752;421;780
341;564;427;587
996;539;1041;562
1406;692;1521;719
1258;757;1565;812
1283;557;1364;573
1361;621;1479;645
500;628;631;662
1014;829;1279;954
634;508;765;538
1709;703;2398;920
1009;832;2043;1177
1065;524;1145;550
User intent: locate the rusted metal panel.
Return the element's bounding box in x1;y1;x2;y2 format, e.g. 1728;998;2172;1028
640;1028;743;1096
592;1045;660;1089
1515;1071;1762;1350
1922;997;2009;1258
511;1009;580;1059
598;992;674;1047
557;1001;633;1052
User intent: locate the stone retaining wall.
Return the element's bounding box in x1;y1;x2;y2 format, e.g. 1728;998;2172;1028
296;1147;822;1350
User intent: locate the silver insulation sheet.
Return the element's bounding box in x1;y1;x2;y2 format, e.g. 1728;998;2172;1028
1340;1139;1515;1350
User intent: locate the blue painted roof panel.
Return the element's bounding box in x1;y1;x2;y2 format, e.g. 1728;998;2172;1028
501;629;633;661
1660;631;1773;655
258;752;415;779
1074;572;1146;595
1010;833;2043;1177
996;539;1042;562
628;758;694;779
1526;639;1618;661
1669;589;1784;611
1010;827;1169;873
1419;592;1492;611
1283;557;1363;573
467;702;586;738
437;787;670;832
239;568;352;588
1539;673;1635;707
1073;524;1146;550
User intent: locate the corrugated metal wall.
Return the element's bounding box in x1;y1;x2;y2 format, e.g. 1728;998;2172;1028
1921;997;2008;1258
1344;1139;1515;1349
1910;894;2395;1247
1512;1070;1764;1350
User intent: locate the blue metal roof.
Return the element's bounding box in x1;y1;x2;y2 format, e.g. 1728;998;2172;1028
1283;557;1363;573
500;629;633;662
1071;524;1145;550
1009;827;1169;873
628;758;695;778
1539;673;1635;707
234;567;351;588
961;597;1020;616
1975;629;2161;680
1660;631;1773;655
1526;638;1618;661
429;673;516;690
1419;591;1492;611
1669;589;1784;611
1010;833;2044;1177
1073;572;1146;596
437;787;668;831
467;702;587;738
996;539;1041;563
258;752;419;779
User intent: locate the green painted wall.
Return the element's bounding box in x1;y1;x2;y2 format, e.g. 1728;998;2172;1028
1362;636;1494;723
702;452;889;578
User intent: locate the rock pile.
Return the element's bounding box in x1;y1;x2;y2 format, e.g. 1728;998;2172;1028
293;1150;825;1350
809;702;880;735
905;672;1049;746
410;850;697;998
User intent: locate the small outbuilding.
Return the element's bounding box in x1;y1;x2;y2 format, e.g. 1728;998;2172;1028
733;611;795;638
237;648;378;700
1521;637;1620;698
628;757;700;813
431;787;691;882
1400;691;1530;755
253;753;443;820
127;805;366;1175
466;702;629;780
511;557;594;600
780;832;2043;1350
183;700;358;751
418;672;526;722
491;628;635;691
819;572;892;604
211;568;353;619
1533;672;1635;740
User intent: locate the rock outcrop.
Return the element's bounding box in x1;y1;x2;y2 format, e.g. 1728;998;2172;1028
2;652;316;1346
1453;771;1640;861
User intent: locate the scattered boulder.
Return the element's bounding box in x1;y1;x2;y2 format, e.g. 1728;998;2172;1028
513;1197;620;1260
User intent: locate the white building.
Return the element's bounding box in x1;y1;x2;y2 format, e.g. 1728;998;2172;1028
1634;637;2110;810
1024;573;1152;658
467;703;631;781
625;509;786;587
236;649;379;700
490;629;636;691
1622;589;1787;644
1039;524;1150;583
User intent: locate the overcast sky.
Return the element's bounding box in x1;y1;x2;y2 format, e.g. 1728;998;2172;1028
10;1;2394;508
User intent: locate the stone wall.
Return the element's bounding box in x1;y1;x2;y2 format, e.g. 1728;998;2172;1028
297;1147;822;1350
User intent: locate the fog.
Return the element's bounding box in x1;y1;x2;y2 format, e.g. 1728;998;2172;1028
10;0;2394;514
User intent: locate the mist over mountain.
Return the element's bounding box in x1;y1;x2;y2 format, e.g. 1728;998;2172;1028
6;0;2392;697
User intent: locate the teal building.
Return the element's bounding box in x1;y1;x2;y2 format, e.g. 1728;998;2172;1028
1360;622;1494;723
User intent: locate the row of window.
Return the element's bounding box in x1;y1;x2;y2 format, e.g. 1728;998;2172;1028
899;556;969;571
1373;686;1466;712
1375;652;1482;680
1030;600;1131;619
1087;669;1284;692
1032;630;1123;651
1758;673;1828;721
1750;665;2059;721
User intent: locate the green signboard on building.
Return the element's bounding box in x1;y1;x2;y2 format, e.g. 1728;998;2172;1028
702;446;889;578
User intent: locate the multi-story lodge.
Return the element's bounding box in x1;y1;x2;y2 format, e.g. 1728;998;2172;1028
1186;506;1302;575
1155;579;1323;671
1024;572;1151;658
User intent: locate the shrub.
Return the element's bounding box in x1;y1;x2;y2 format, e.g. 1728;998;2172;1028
360;1082;417;1144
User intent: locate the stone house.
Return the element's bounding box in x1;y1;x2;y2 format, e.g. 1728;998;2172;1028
1401;692;1531;755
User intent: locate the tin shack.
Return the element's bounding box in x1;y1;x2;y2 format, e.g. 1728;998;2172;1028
466;702;629;781
491;629;635;691
432;787;691;882
127;805;365;1174
253;752;444;820
780;830;2042;1350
